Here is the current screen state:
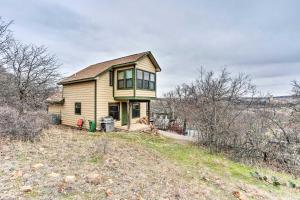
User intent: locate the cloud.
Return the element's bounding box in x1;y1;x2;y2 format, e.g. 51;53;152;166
1;0;300;96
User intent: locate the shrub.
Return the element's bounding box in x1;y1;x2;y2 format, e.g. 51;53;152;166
0;106;49;141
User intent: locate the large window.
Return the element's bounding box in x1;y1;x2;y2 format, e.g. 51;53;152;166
108;103;120;120
132;103;140;118
75;102;81;115
137;70;143;89
136;69;155;90
118;69;133;89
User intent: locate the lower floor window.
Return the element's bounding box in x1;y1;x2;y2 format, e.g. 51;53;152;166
75;102;81;115
132;103;140;118
109;103;120;120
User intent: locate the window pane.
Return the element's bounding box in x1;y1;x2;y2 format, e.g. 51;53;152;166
75;102;81;115
150;73;155;81
118;80;124;88
109;71;113;86
118;71;124;80
137;70;143;79
143;80;149;89
132;103;140;118
137;79;143;89
126;79;132;88
126;69;132;79
149;82;155;90
144;72;149;80
109;103;119;120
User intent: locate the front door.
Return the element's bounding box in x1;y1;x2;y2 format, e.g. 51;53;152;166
121;102;127;125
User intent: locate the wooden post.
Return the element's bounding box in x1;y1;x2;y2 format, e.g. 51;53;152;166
147;100;151;125
127;100;131;130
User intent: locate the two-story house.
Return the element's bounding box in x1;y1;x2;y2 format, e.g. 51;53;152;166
47;51;161;130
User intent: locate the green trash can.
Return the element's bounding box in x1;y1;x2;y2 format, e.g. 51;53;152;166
88;120;96;132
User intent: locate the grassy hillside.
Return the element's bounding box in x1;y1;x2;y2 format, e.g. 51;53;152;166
109;132;300;199
0;126;299;199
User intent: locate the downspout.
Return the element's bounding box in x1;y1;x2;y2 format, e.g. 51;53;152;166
94;80;97;128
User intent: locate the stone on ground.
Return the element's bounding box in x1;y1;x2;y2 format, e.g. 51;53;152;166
64;175;76;183
21;185;32;193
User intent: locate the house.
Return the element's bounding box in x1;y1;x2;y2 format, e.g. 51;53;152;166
47;51;161;130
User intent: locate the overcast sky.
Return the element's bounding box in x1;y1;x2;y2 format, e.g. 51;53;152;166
1;0;300;96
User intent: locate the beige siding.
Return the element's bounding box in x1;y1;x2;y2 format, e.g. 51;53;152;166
48;104;62;115
61;81;95;128
136;56;156;72
96;72;121;127
135;56;156;97
140;102;147;117
114;66;134;98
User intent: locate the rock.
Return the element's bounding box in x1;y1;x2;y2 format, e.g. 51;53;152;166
11;170;23;177
105;157;119;167
48;172;60;178
232;191;241;199
64;175;76;183
21;185;32;193
232;191;246;200
137;194;145;200
23;173;31;179
107;178;114;184
86;173;102;185
33;163;44;169
106;189;113;197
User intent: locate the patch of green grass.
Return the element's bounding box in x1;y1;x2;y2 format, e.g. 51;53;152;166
16;153;28;162
88;154;103;164
58;193;78;200
107;132;300;198
24;190;39;199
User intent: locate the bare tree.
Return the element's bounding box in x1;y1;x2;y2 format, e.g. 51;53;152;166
0;17;59;140
0;17;13;61
0;17;15;105
164;68;256;151
292;80;300;97
3;41;61;112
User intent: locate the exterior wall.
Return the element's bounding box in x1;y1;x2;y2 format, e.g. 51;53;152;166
96;72;121;127
140;102;147;117
114;66;134;98
48;104;62;115
61;81;95;128
135;56;156;98
96;71;146;127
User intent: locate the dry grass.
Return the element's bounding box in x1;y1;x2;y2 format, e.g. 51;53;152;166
0;126;299;199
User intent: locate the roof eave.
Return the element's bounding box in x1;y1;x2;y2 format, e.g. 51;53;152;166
58;77;96;85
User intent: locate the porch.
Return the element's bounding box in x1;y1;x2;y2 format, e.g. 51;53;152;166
116;99;151;130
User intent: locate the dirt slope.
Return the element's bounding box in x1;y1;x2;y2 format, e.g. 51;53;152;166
0;126;299;199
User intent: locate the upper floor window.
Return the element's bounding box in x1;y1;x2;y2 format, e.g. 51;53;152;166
118;69;133;89
137;69;155;90
75;102;81;115
109;71;113;86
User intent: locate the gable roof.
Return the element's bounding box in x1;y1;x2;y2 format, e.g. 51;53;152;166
59;51;161;85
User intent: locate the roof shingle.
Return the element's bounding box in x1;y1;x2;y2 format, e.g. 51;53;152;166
59;51;159;85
